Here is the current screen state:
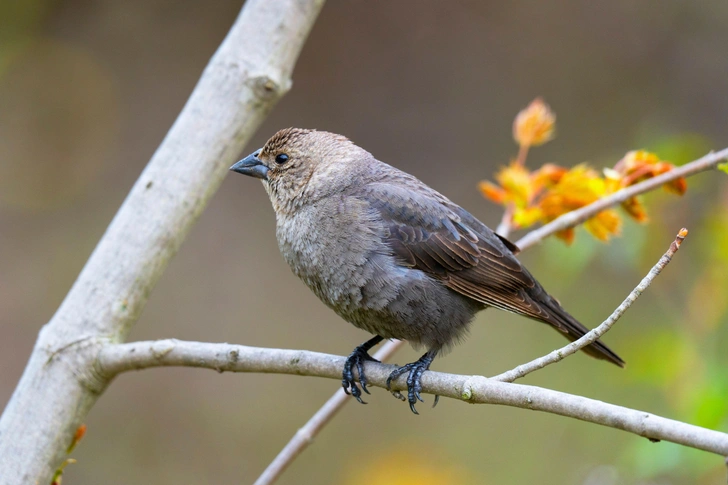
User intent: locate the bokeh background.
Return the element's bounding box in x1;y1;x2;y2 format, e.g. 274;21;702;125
2;1;728;484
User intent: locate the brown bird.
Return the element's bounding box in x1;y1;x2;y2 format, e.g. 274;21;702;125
230;128;624;413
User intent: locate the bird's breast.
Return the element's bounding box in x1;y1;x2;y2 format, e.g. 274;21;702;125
274;198;391;313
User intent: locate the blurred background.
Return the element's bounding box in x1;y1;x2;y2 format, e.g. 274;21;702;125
1;1;728;484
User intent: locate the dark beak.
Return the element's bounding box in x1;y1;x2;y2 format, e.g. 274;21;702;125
230;150;268;180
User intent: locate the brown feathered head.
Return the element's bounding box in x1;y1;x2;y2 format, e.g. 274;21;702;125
230;128;372;213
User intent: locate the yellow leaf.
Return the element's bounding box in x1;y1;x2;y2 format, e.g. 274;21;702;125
494;162;535;207
538;164;604;220
536;164;623;243
583;209;622;241
512;206;544;228
602;167;622;194
513;97;555;148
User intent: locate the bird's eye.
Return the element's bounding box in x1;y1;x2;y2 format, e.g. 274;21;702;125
275;153;289;164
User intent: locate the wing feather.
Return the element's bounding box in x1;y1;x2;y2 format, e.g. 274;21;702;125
355;179;624;367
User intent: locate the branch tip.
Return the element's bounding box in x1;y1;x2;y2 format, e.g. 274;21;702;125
669;227;688;254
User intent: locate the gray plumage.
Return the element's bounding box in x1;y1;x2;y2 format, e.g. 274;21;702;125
230;128;624;413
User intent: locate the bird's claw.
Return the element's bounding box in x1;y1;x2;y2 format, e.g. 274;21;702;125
385;353;437;414
391;389;407;402
342;344;380;403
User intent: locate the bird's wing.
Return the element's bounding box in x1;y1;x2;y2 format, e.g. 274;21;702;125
359;182;556;321
356;180;625;367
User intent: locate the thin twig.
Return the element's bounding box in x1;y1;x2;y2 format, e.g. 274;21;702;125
252;339;404;485
96;338;728;456
515;148;728;251
493;228;688;382
515;143;530;166
495;204;515;238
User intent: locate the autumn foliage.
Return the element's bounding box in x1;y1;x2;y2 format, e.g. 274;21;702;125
479;98;688;244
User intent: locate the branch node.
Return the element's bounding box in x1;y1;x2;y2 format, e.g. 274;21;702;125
295;427;314;445
249;75;286;101
151;341;176;360
461;376;485;402
672;227;688;252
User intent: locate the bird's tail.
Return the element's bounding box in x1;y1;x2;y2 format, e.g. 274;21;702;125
540;296;625;368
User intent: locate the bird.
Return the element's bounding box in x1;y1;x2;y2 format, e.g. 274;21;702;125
230;128;624;414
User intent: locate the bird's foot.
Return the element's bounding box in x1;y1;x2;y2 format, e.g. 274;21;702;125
342;336;383;403
386;351;438;414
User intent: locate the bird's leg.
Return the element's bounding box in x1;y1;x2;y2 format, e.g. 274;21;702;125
386;349;438;414
342;335;384;403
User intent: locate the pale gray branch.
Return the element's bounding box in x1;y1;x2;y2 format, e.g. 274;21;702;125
495;204;515;238
514;148;728;250
96;339;728;456
0;2;325;483
493;228;688;382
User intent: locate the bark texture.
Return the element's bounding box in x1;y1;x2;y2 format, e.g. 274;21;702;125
0;1;324;482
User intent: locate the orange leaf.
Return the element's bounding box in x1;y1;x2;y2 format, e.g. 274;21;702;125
478;180;507;204
665;177;687;195
555;228;575;245
66;423;87;454
532;163;567;187
615;150;660;175
614;150;688;194
621;197;649;223
513;97;556;148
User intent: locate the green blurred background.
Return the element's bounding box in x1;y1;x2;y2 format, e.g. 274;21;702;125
1;1;727;484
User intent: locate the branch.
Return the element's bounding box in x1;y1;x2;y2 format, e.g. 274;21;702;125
495;204;515;239
493;228;688;382
0;2;325;483
514;148;728;250
96;339;728;456
252;339;405;485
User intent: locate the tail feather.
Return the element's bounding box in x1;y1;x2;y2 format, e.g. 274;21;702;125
539;296;625;368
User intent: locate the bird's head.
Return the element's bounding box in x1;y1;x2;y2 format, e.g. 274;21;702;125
230;128;371;213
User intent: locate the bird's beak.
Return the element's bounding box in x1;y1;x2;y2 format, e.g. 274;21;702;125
230;150;268;180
